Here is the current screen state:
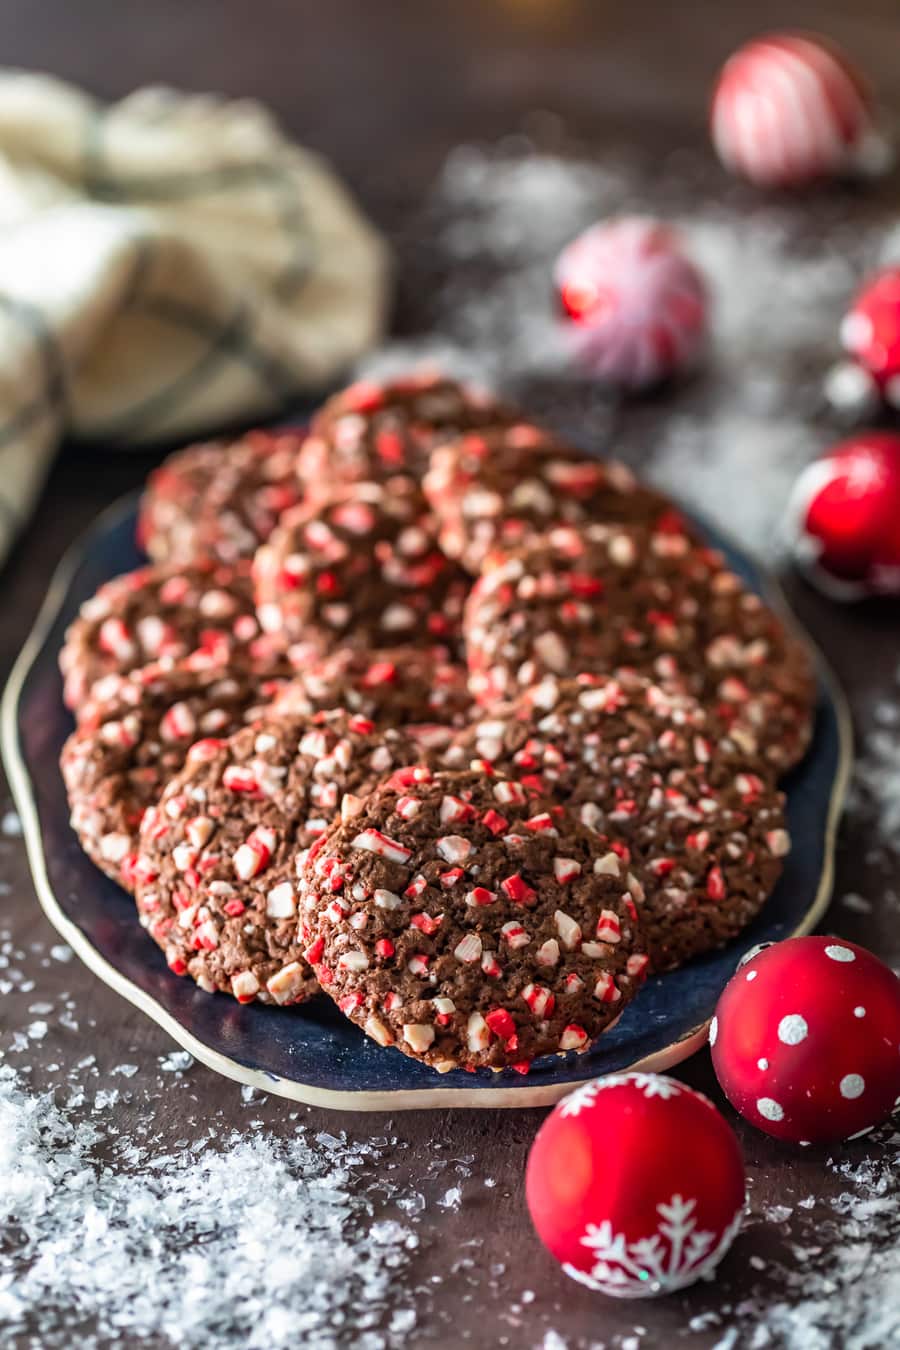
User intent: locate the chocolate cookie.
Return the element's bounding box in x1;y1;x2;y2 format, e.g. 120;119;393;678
59;559;272;714
297;372;513;487
444;673;789;970
463;522;816;773
133;710;429;1004
138;429;306;565
423;422;683;574
253;479;470;653
298;767;649;1073
61;661;287;892
271;645;472;735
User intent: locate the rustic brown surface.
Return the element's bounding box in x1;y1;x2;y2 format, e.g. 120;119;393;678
1;3;899;1346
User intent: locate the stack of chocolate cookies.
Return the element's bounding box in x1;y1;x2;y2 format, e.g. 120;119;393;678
60;372;813;1075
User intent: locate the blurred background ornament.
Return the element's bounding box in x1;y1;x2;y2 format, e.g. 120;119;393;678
554;216;708;392
785;431;900;598
710;32;890;188
839;267;900;406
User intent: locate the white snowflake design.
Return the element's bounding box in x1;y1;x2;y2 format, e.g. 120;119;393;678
563;1194;743;1299
559;1073;684;1118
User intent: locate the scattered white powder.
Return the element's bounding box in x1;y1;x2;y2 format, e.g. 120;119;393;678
0;1063;421;1348
1;809;21;837
361;144;880;559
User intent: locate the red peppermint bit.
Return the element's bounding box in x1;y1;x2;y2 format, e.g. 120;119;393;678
348;715;376;735
439;867;465;888
375;938;395;959
386;764;432;791
362;660;398;687
567;572;604;598
626;953;650;979
440;794;477;824
411;912;443;935
706;865;726;901
485;1008;517;1043
686;830;710;852
482;809;509;836
500;873;538;906
466;886;497;907
338;992;364;1014
374;427;405;464
524;812;555;833
304;936;325;964
351;829;412;863
167;953;188;976
223;898;246;918
511;1061;532;1076
649;857;675;877
316;570;340;595
222;765;261;794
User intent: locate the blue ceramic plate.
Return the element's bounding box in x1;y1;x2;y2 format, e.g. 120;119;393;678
2;494;852;1110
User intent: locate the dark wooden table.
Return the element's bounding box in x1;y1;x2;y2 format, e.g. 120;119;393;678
2;4;899;1347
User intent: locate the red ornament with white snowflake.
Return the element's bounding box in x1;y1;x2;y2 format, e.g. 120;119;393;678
526;1073;745;1297
784;431;900;598
710;33;887;188
554;217;708;392
711;937;900;1145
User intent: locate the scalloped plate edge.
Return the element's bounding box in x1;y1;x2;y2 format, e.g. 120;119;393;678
1;495;854;1111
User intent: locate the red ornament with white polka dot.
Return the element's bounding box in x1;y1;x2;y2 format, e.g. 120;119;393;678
710;936;900;1145
784;432;900;599
710;33;887;188
554;217;708;392
526;1073;745;1297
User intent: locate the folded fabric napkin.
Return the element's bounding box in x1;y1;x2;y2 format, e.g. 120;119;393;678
0;71;390;563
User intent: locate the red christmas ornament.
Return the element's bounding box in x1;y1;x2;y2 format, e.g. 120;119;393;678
711;937;900;1145
526;1073;745;1297
554;217;708;392
840;267;900;408
710;33;886;188
785;431;900;598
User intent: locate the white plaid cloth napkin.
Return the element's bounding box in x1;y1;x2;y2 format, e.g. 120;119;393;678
0;71;389;561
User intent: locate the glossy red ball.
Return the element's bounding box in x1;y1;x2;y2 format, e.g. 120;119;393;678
785;432;900;598
711;937;900;1144
842;268;900;400
526;1073;745;1297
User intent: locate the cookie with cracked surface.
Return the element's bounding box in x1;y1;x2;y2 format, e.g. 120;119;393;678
59;559;274;714
463;522;816;773
297;372;514;487
298;767;649;1073
444;673;789;970
61;661;287;892
252;478;470;653
271;645;472;738
423;421;684;574
133;710;430;1004
138;428;307;565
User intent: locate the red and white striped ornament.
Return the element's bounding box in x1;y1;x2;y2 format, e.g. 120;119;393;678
711;33;887;188
554;217;708;392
